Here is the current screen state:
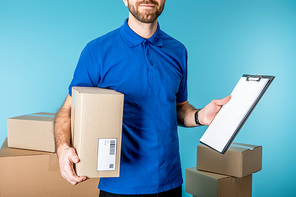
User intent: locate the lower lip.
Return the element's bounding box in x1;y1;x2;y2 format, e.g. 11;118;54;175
140;4;155;8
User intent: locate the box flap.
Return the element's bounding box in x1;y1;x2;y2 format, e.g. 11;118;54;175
227;142;260;152
35;112;56;116
232;142;260;150
195;169;229;180
0;138;50;157
187;167;229;180
73;86;123;96
8;112;55;122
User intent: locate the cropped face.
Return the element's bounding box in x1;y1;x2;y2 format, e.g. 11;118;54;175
126;0;166;23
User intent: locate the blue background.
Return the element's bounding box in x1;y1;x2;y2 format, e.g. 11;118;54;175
0;0;295;196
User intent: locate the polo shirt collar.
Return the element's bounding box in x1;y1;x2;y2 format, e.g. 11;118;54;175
120;18;163;47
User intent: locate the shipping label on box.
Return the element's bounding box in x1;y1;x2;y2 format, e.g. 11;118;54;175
185;167;252;197
97;138;117;171
196;142;262;178
71;87;124;178
7;112;56;152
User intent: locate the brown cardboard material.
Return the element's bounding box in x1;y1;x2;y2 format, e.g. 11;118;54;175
71;87;124;178
185;167;252;197
197;142;262;178
0;138;100;197
7;112;56;152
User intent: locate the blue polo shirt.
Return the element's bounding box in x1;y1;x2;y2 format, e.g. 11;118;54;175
69;19;188;195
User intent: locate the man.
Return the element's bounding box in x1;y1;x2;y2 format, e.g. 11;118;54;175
54;0;230;196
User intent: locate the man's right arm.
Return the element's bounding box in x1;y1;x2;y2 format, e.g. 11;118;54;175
54;94;87;185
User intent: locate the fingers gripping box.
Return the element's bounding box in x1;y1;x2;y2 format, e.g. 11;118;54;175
71;87;124;178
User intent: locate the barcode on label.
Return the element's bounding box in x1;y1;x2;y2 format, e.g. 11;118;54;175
110;140;116;155
97;138;117;171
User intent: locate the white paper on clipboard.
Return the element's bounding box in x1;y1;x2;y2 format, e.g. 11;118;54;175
200;74;274;153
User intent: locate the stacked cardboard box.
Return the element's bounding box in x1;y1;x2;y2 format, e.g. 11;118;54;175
0;138;100;197
185;142;262;197
2;87;124;196
7;112;56;152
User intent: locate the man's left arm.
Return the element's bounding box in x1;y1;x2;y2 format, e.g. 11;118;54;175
177;96;231;127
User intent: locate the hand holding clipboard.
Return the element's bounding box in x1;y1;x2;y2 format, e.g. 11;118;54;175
200;74;275;154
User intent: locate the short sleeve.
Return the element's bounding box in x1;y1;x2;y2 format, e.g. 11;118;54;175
68;45;98;96
176;47;188;103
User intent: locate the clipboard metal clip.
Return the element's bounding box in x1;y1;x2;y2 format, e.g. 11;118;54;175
246;75;262;82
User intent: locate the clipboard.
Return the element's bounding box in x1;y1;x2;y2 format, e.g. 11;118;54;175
200;74;275;154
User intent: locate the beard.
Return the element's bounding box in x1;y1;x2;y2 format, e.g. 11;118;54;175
128;0;165;23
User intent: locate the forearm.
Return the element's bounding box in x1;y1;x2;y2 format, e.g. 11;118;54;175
177;101;201;127
54;96;72;157
179;95;231;127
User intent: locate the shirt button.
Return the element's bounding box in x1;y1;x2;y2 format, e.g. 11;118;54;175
150;60;154;65
147;50;151;55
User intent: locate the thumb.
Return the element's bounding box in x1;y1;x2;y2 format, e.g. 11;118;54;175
68;149;79;163
214;95;231;106
72;155;79;164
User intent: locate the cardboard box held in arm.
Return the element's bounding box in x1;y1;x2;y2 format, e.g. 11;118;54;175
71;87;124;178
7;112;56;152
185;167;252;197
197;142;262;178
0;138;100;197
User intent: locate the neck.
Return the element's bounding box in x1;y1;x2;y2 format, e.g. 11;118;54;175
127;13;158;39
